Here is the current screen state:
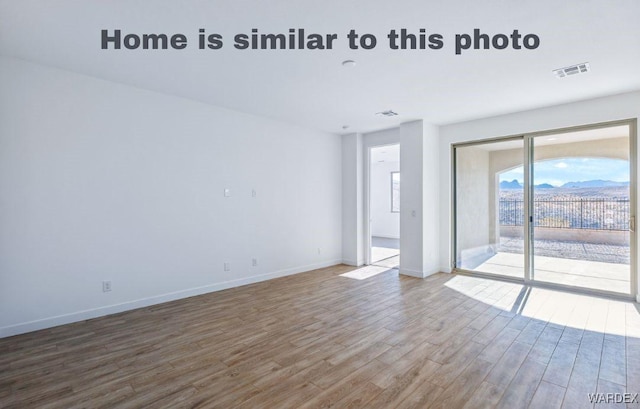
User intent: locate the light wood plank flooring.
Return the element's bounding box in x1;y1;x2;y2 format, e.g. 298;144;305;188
1;264;639;408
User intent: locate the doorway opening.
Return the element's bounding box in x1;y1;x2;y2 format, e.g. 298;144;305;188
369;144;400;269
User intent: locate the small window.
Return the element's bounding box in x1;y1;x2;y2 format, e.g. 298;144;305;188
391;172;400;212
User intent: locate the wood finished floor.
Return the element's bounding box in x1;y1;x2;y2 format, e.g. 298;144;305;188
1;264;639;408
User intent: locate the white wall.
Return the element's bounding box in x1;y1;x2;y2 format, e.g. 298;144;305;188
370;160;399;239
341;133;363;266
0;56;343;337
400;120;440;278
439;91;640;299
363;128;401;150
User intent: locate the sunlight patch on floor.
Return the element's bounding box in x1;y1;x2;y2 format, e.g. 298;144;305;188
474;252;630;294
371;246;399;263
444;274;634;336
340;265;393;280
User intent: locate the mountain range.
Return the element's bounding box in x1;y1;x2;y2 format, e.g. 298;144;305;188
561;180;629;188
499;179;629;189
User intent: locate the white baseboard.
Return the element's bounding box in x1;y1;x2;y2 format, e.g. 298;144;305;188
400;267;443;279
400;268;425;278
371;235;400;240
423;269;440;278
341;259;364;266
0;258;342;339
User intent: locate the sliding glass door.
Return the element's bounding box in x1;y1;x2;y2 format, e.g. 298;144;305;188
531;124;633;294
455;137;525;278
454;120;636;297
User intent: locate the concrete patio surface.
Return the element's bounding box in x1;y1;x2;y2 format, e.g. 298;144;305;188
472;237;631;294
500;237;629;264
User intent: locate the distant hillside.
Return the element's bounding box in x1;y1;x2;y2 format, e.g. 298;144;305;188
500;179;630;190
500;179;522;189
561;180;629;188
536;183;555;189
500;180;556;189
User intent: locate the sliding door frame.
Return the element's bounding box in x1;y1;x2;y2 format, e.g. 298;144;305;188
452;118;638;300
451;134;526;282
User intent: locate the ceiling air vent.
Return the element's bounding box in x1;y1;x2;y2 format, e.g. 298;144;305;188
553;62;590;78
376;110;398;117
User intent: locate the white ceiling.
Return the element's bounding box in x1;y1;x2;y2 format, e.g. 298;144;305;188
1;0;639;135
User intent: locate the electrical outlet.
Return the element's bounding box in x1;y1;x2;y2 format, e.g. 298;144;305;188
224;188;231;197
102;280;112;292
252;258;257;267
224;262;230;271
252;189;257;197
317;248;322;255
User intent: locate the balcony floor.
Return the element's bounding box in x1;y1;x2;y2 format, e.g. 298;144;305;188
500;236;629;264
474;238;631;294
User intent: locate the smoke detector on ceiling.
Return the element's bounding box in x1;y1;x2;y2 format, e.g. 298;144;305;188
376;110;398;117
553;62;590;78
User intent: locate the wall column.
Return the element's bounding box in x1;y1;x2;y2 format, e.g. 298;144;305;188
342;133;364;266
400;120;440;277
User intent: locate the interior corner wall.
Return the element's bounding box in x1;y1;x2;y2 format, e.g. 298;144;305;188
421;122;441;275
400;120;440;278
0;56;343;337
341;133;363;266
439;91;640;285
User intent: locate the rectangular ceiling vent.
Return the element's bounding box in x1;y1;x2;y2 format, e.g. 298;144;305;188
376;110;398;117
553;62;590;78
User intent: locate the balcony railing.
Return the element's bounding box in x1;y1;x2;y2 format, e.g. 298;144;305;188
499;199;630;231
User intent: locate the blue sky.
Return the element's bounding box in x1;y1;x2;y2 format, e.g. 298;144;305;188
500;158;629;186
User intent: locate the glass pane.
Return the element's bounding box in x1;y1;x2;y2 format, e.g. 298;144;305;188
532;125;631;294
456;138;525;278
